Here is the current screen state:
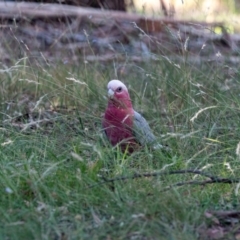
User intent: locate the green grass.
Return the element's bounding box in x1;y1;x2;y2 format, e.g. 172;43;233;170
0;54;240;239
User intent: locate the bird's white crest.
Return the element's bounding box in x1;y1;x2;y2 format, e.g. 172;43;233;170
107;80;128;92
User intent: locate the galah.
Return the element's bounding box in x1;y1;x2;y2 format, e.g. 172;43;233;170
102;79;162;153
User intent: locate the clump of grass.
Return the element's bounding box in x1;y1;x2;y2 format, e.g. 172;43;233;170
0;50;240;239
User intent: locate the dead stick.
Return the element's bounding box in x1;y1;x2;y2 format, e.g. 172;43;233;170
162;178;239;192
100;169;228;183
88;169;240;189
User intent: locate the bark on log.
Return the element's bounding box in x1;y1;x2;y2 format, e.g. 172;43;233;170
0;2;236;66
14;0;127;11
0;2;222;34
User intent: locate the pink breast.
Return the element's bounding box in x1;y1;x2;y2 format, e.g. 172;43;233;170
103;106;137;150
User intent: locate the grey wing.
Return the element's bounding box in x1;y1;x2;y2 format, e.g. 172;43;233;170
133;110;162;149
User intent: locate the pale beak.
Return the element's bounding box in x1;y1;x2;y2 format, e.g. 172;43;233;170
108;88;114;99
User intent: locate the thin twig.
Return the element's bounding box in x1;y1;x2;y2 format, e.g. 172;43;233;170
161;178;239;192
100;169;223;183
88;169;240;190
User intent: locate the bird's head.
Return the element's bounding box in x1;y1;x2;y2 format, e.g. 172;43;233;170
107;80;132;109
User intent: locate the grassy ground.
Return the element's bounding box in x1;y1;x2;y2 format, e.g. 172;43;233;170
0;54;240;239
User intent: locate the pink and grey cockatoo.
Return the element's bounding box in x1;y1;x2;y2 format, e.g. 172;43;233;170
102;79;162;153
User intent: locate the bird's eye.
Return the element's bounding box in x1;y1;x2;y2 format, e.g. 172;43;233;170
116;87;122;92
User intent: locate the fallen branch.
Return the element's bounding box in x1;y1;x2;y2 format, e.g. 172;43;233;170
0;2;223;30
161;178;238;192
89;169;240;190
100;169;236;182
207;210;240;218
